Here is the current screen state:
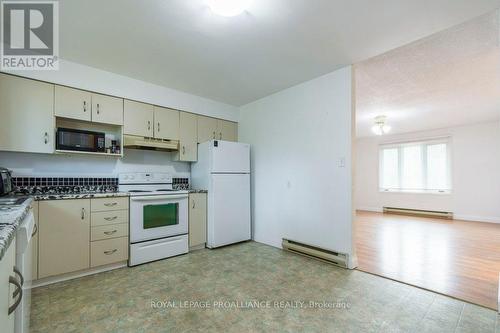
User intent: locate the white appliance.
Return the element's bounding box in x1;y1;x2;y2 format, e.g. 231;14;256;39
191;140;251;248
119;173;189;266
14;206;35;333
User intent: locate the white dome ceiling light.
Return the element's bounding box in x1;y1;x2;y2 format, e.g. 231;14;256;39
371;115;391;135
207;0;252;17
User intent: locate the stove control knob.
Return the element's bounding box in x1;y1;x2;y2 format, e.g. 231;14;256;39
130;175;135;180
123;175;129;180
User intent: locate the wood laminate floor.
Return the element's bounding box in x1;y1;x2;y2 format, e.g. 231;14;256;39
355;211;500;310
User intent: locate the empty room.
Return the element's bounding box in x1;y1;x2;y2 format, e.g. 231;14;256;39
354;10;500;311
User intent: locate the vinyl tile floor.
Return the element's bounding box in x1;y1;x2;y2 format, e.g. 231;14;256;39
31;241;500;333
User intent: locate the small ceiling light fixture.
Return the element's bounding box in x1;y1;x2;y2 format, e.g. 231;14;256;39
207;0;252;17
371;115;391;135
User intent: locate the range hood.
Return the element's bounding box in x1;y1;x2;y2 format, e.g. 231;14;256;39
123;135;179;151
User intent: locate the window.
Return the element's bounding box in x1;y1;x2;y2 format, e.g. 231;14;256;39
379;139;451;193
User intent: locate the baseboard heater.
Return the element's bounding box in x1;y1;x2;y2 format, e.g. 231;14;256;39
383;207;453;219
282;239;348;268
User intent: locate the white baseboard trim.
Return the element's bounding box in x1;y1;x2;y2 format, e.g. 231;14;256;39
356;207;500;224
356;207;383;213
32;261;128;288
453;215;500;224
348;254;358;270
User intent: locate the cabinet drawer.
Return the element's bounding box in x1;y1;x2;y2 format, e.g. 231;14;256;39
91;223;128;241
91;197;129;212
91;210;128;226
91;237;128;267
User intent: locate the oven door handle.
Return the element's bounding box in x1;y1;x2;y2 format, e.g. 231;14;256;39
130;195;188;201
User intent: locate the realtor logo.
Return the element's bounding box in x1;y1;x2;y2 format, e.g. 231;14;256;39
1;1;59;70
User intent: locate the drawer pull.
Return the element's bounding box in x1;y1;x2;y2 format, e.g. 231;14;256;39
104;216;118;221
104;230;117;235
8;276;22;315
13;266;24;287
104;202;118;207
104;249;118;255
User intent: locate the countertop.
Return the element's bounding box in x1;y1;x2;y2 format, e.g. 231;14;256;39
0;192;128;260
188;189;208;193
31;191;130;201
0;197;34;261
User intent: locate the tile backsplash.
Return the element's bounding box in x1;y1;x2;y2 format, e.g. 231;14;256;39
12;177;118;187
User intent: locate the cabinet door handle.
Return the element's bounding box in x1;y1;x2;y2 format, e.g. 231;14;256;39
81;208;85;220
219;132;222;140
8;276;22;315
31;223;38;237
182;146;185;155
104;216;118;221
192;199;195;209
104;249;117;255
157;122;160;132
96;103;100;115
212;131;216;139
44;132;49;144
13;266;24;287
104;230;117;235
147;120;151;131
104;202;117;207
83;101;87;112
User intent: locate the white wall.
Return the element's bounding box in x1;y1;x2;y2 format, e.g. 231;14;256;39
3;59;239;121
0;149;190;178
355;121;500;223
239;66;355;267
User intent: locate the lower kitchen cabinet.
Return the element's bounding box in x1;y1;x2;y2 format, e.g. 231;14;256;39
0;238;16;333
90;237;128;267
36;197;130;280
38;199;91;279
90;199;129;268
189;193;207;249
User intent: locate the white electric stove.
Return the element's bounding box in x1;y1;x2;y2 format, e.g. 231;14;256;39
119;172;189;266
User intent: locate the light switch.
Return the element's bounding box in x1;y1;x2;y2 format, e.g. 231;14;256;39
338;157;346;168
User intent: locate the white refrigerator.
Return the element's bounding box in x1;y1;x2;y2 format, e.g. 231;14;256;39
191;140;251;248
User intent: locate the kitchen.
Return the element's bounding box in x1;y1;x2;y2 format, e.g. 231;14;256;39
1;1;499;332
0;71;251;332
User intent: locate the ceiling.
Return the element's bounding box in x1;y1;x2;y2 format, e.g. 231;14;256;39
59;0;500;106
355;10;500;137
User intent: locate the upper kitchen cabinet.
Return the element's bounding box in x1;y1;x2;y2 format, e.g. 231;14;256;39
154;106;180;140
55;85;92;121
197;115;218;143
56;86;124;125
0;74;55;154
124;100;154;137
217;120;238;142
91;93;123;125
177;112;197;161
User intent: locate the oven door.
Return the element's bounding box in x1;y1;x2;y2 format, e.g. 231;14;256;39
130;194;188;243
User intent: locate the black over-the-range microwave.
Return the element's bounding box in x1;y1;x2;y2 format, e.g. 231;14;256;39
56;128;105;153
